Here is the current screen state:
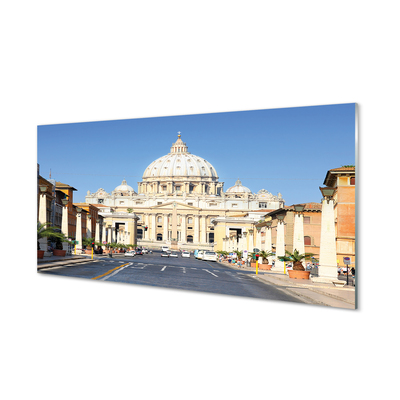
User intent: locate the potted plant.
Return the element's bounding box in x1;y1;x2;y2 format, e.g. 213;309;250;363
258;250;274;270
53;236;67;257
37;222;66;259
278;249;314;279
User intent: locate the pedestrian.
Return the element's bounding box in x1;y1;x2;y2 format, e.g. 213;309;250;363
337;266;341;276
271;260;275;268
351;267;355;278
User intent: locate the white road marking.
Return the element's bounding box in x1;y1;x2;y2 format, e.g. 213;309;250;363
161;266;167;271
204;269;218;277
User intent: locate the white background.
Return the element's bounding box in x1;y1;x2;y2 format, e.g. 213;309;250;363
2;1;398;399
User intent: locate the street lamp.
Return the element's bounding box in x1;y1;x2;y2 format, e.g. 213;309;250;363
320;186;336;201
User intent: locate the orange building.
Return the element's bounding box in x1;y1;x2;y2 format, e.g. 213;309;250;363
55;181;79;239
73;203;102;238
257;203;322;260
323;166;355;268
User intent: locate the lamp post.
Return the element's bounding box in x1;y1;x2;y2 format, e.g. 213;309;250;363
312;187;340;284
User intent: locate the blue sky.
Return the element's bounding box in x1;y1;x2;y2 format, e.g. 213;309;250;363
37;103;356;205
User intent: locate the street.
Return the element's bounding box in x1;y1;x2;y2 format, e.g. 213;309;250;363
39;251;306;303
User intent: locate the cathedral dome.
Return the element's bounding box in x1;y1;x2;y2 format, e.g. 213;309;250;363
114;179;135;193
225;179;252;193
142;134;218;180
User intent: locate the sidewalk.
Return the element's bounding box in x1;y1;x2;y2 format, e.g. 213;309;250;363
218;261;356;309
37;254;99;270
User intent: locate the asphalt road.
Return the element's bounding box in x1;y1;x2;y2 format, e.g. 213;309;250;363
39;251;306;303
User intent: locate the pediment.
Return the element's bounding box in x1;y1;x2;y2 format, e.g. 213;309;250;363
150;201;201;210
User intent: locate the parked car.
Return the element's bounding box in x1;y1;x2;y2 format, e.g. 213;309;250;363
161;251;171;257
169;252;178;257
125;250;136;257
161;246;169;252
135;248;143;255
181;251;190;258
203;251;218;262
196;250;204;260
142;248;148;254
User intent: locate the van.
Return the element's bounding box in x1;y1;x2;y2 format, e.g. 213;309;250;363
197;250;205;260
161;246;169;252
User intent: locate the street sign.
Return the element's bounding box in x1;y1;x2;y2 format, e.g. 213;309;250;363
103;241;107;244
343;257;351;265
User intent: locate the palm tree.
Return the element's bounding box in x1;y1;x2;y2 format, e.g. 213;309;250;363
278;249;314;271
259;250;274;264
37;222;66;250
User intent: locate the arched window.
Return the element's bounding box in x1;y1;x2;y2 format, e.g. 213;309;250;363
304;236;311;246
187;235;193;243
157;234;163;241
188;217;193;224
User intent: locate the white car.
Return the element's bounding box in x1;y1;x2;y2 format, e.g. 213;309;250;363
203;251;218;262
142;248;148;254
169;252;178;258
196;250;204;260
161;246;169;252
161;251;171;257
181;251;190;258
125;251;136;257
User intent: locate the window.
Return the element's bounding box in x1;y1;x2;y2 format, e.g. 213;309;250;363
187;202;193;206
188;217;193;224
350;177;355;185
157;202;162;205
157;216;162;223
175;186;181;191
304;236;311;246
304;216;310;224
208;202;217;207
137;228;143;239
98;199;104;204
187;235;193;243
259;202;268;208
119;201;125;205
157;234;163;241
232;203;238;208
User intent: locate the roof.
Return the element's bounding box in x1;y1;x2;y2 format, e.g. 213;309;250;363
56;181;77;191
323;166;355;186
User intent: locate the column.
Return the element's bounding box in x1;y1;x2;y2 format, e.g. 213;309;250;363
111;226;115;243
86;215;92;238
95;219;100;243
76;209;83;252
275;221;285;271
38;188;47;224
102;223;107;247
201;215;207;244
256;228;262;250
151;214;157;241
265;227;272;253
144;214;149;239
61;202;69;251
180;214;186;244
293;213;305;255
194;215;200;244
312;198;339;283
163;214;168;242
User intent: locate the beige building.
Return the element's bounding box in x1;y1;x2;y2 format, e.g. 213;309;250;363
85;134;285;250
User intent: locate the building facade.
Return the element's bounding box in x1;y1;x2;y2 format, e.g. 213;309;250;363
85;134;286;250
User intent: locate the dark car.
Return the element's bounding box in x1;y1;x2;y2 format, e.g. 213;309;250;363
135;248;143;255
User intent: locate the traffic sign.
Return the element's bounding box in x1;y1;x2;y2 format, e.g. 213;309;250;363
343;257;351;265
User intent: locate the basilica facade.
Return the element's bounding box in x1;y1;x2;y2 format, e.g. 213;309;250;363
85;134;285;251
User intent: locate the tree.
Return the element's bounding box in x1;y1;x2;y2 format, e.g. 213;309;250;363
278;249;314;271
